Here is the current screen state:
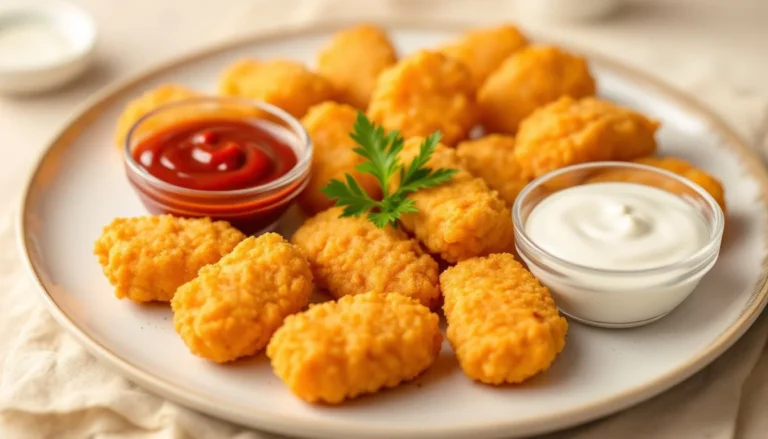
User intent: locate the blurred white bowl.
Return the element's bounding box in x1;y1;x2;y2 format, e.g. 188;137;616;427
0;1;97;95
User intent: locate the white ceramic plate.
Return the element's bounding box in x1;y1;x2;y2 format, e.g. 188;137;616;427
17;23;768;439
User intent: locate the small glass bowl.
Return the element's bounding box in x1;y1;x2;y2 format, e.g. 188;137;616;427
124;97;312;235
513;162;725;328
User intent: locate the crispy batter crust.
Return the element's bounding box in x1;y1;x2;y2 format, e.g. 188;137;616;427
440;24;528;87
94;215;245;303
635;156;726;212
317;24;397;109
171;233;312;363
478;46;596;134
298;102;382;215
291;208;440;308
267;292;443;403
396;138;514;263
440;253;568;384
515;96;660;177
219;59;335;118
367;50;478;146
456;134;531;206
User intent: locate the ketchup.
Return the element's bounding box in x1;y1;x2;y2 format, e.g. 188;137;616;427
132;118;297;191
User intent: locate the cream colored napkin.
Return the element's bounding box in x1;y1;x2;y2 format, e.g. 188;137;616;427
2;0;768;438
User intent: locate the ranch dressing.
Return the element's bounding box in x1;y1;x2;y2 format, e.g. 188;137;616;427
525;182;709;271
0;20;76;69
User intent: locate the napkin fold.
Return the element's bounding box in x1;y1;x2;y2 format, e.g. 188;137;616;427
2;0;768;438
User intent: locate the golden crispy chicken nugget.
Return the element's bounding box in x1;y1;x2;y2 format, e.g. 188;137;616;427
456;134;532;206
299;102;382;215
396;138;514;263
172;233;312;363
94;215;245;303
219;60;336;119
478;46;596;134
441;253;568;385
367;50;478;146
267;292;442;404
515;96;660;178
440;24;528;87
114;84;200;148
635;156;726;212
317;24;397;109
291;208;440;308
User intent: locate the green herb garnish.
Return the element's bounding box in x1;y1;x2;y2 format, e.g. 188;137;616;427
320;112;458;228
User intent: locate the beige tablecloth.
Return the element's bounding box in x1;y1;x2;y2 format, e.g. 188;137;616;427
2;0;768;438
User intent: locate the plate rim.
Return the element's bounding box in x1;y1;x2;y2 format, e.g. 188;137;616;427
15;19;768;439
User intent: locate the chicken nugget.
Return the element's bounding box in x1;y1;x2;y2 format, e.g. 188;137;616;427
397;138;514;263
441;253;568;384
94;215;245;303
267;292;442;404
515;96;660;178
635;156;726;212
367;50;477;146
440;24;528;87
478;46;596;134
298;102;382;214
219;60;336;119
172;233;312;363
317;24;397;109
456;134;532;206
114;84;200;148
291;208;440;308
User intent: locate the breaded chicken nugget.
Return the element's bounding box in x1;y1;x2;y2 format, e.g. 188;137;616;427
114;84;200;147
94;215;245;303
635;156;726;212
267;292;442;404
367;50;477;146
298;102;382;214
478;46;596;134
219;60;336;119
396;138;514;263
317;24;397;109
515;96;660;178
440;24;528;87
441;253;568;385
291;208;440;308
456;134;532;206
172;233;312;363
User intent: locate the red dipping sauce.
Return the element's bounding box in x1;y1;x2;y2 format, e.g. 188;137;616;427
124;98;312;235
132;119;298;192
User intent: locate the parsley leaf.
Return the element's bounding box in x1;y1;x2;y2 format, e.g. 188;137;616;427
321;112;458;228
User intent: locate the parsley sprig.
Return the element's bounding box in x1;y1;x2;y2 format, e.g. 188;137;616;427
320;112;458;228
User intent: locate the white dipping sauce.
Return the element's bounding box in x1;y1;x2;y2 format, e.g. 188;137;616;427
525;182;709;271
0;20;76;69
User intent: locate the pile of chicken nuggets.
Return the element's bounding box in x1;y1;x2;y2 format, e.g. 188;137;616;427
100;23;727;404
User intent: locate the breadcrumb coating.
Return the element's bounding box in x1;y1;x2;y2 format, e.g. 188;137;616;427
440;24;528;87
395;138;514;263
114;84;200;148
367;50;478;146
267;292;442;404
440;253;568;384
317;24;397;109
291;208;440;308
298;102;382;215
635;156;726;212
219;59;336;119
456;134;532;206
478;46;596;135
515;96;660;178
171;233;312;363
94;215;245;303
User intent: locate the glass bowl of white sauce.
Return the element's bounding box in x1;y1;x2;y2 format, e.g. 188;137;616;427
513;161;725;328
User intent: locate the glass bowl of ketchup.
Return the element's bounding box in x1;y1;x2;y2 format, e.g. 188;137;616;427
124;97;312;234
